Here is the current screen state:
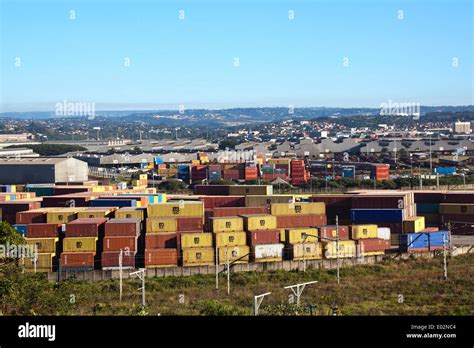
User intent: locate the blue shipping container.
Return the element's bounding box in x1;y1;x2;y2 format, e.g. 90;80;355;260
351;209;404;223
90;199;137;207
428;231;450;247
342;166;355;178
401;231;450;251
416;203;439;214
178;165;190;173
154;157;164;165
434;167;456;175
13;224;28;237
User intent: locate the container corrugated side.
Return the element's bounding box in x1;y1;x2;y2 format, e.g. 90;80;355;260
402;216;425;233
24;253;54;271
290;242;323;260
285;228;318;244
215;231;247;247
218;246;250;264
63;237;98;252
351;225;378;239
377;227;391;240
252;243;284;262
270;202;325;216
323;240;356;258
147;201;204;217
245;195;294;207
25;237;58;253
240;214;277;231
144;249;178;267
180;233;213;248
182;247;214;266
146;217;177;233
439;203;474;215
210;217;243;232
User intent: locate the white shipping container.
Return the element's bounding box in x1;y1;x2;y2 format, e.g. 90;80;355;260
252;243;284;259
377;227;391;240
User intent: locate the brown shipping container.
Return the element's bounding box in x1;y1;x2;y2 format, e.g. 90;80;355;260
42;195;91;207
27;223;60;238
177;217;203;232
318;225;350;240
105;219;141;236
103;236;138;252
352;196;406;209
247;229;281;246
101;251;136;268
16;210;47;224
146;233;179;249
65;218;108;237
0;201;41;224
193;185;230;196
440;213;474;224
144;249;178;266
413;192;444;204
276;214;327;228
60;252;95;267
357;238;391;252
212;206;269;217
200;196;245;209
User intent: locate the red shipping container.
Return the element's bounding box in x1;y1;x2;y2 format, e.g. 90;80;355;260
213;206;269;217
0;201;41;224
105;219;141;236
16;210;47;224
318;225;350;240
276;214;327;228
144;249;178;266
356;238;391;252
247;229;280;246
66;218;108;237
60;252;95;267
200;196;245;209
101;251;136;268
27;223;60;238
145;233;179;249
420;227;439;233
103;236;138;252
177;217;203;232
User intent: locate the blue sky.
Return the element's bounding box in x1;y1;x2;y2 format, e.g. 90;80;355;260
1;0;472;111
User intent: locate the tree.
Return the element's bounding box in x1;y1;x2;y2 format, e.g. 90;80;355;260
158;180;188;192
0;221;25;246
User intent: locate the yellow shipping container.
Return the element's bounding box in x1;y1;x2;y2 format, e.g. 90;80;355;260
24;253;54;271
403;216;425;233
63;237;98;252
439;203;474;215
245;195;294;207
115;207;145;220
360;251;385;256
228;185;273;196
146;218;177;233
285;228;319;244
78;209;112;219
215;231;247;247
241;214;277;231
351;225;378;239
270;202;326;216
26;238;58;253
323;240;356;258
218;245;250;264
46;208;86;224
279;228;286;243
181;233;213;248
291;242;323;260
210;217;243;232
139;174;148;181
182;247;214;266
147;201;204;217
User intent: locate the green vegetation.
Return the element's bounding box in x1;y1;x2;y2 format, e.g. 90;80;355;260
0;253;472;316
157;180;188;192
6;144;86;156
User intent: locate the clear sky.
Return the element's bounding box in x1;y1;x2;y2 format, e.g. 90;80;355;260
1;0;473;111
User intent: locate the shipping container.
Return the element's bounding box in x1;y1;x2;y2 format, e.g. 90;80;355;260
24;253;55;272
46;210;79;224
145;233;178;249
101;251;136;268
276;214;327;228
147;201;204;217
323;240;356;258
439;203;474;215
193;185;230;196
215;231;247;247
228;185;273;196
356;238;390;256
66;218;108;237
416;203;439;214
177;217;204;232
115;207;146;220
218;246;250;264
63;237;98;252
60;252;95;268
180;233;213;248
0;201;42;224
403;216;425;233
240;214;277;231
145;249;178;267
400;233;429;251
285;228;319;244
182;247;214;266
270;202;325;216
13;224;27;237
209;217;244;233
377;227;391;240
212;206;269;217
351;225;378;239
90;198;137;208
318;225;350;240
247;229;281;246
200;196;245;209
27;223;60;238
245;195;294;207
25;237;58;253
290;242;323;260
252;244;284;262
105;219;141;236
146;218;177;233
77;208;113;219
16;209;47;224
103;236;137;252
351;209;404;223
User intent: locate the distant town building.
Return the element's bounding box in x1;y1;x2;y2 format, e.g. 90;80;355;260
0;133;33;143
454;121;471;134
0;147;39;158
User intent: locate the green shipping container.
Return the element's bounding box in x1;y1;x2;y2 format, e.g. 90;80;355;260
416;203;439;214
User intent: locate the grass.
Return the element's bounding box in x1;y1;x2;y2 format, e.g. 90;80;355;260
1;253;473;316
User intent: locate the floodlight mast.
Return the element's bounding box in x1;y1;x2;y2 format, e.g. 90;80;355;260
130;268;146;306
284;281;318;305
254;292;271;316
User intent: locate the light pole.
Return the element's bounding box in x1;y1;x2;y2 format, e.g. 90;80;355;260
130;268;146;306
254;292;271;316
284;281;318;306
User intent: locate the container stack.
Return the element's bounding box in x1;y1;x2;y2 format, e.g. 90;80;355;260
400;230;450;252
210;216;249;264
240;214;283;262
371;164;390;181
60;218;107;271
285;227;322;261
291;159;308;185
102;219;141;269
181;232;214;266
131;173;148;189
208;164;222;183
144;217;179;268
24;224;60;272
244;164;258;181
349;224;389;257
271;202;327;229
